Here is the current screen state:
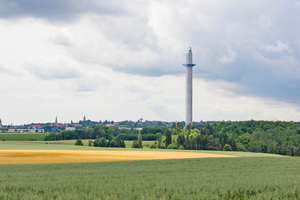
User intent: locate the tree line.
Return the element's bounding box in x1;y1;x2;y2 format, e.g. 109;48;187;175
44;121;300;156
159;120;300;156
44;126;167;141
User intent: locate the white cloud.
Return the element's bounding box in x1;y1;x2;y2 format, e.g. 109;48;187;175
261;41;292;53
25;57;83;80
0;63;21;76
50;29;73;46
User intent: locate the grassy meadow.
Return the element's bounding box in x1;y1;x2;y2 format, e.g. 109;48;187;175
0;133;49;141
0;132;155;148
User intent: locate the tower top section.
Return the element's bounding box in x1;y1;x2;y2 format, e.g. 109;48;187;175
183;47;196;67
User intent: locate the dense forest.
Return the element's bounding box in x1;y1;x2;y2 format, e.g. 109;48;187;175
44;120;300;156
181;120;300;156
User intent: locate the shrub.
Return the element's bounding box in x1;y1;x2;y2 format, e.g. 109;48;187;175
178;145;184;150
109;140;118;147
132;141;140;148
237;143;246;152
94;137;107;147
75;139;83;146
158;143;165;149
167;144;178;149
150;142;157;149
223;144;232;151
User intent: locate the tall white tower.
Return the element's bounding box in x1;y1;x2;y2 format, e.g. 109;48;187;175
183;47;195;127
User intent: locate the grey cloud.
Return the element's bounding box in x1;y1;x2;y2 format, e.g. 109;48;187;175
171;1;300;106
72;81;98;93
195;54;300;105
3;0;300;107
25;59;82;80
74;0;300;107
0;0;128;21
61;72;111;93
27;65;82;80
261;41;292;53
51;32;73;46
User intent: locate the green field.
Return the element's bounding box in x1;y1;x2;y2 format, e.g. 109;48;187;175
0;156;299;199
0;133;49;141
0;140;298;199
0;139;155;149
0;142;283;157
0;133;156;148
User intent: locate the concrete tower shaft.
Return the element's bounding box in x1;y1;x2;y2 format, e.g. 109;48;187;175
183;47;195;126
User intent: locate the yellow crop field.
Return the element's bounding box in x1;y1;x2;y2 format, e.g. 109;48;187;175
0;150;236;164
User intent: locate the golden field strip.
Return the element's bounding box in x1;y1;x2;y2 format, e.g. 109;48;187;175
0;150;236;164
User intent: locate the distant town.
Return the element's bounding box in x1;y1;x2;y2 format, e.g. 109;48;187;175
0;116;177;133
0;117;299;133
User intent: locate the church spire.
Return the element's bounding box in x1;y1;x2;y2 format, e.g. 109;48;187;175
55;116;58;124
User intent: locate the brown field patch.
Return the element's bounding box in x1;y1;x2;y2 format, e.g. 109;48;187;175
0;150;236;164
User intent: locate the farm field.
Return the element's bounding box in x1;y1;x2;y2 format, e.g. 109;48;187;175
0;133;49;141
0;133;155;148
0;141;283;156
0;149;236;164
0;141;262;165
0;156;299;199
0;141;297;199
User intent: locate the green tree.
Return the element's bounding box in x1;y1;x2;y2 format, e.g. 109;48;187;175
75;139;83;146
165;129;172;148
185;135;190;150
109;140;117;147
177;133;185;147
120;140;126;148
108;134;113;143
132;141;140;148
138;133;143;148
186;123;192;133
223;144;232;151
109;137;120;147
156;133;162;148
94;137;107;147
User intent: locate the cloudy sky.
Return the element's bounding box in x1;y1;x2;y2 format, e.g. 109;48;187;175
1;0;300;125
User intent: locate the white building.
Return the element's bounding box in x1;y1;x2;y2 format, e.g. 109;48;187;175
65;127;76;131
7;128;44;133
